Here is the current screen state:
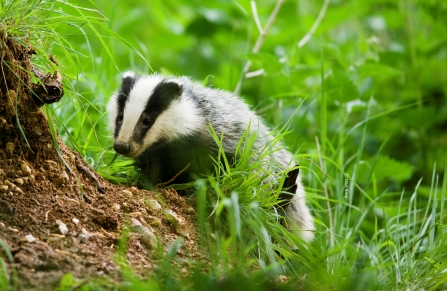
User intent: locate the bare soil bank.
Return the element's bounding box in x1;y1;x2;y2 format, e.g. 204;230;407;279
0;37;199;290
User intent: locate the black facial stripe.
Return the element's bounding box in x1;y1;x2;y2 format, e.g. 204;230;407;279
132;79;183;143
114;74;138;137
144;80;182;115
114;111;123;138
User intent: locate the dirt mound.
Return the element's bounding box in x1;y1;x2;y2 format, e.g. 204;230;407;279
0;37;198;290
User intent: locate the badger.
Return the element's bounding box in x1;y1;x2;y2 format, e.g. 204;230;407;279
107;72;315;242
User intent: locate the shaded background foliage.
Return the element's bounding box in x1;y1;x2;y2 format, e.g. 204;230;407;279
55;0;446;187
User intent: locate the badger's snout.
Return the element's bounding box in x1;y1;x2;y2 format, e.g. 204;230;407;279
114;141;132;156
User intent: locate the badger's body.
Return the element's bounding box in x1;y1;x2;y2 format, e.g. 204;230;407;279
107;72;315;241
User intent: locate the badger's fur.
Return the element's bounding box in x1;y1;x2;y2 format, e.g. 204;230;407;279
107;72;315;241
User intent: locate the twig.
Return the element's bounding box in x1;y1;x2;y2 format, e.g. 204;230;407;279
251;1;264;34
45;209;51;222
315;135;334;248
297;0;330;48
234;0;285;95
156;163;191;187
76;163;105;194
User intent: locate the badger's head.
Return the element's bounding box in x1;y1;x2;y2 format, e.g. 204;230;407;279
107;72;203;158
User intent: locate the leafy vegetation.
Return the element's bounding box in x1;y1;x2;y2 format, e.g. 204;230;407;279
1;0;447;290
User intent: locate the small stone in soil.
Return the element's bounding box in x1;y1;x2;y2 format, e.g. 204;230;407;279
55;219;68;235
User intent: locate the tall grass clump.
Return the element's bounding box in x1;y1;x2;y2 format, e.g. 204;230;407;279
200;125;306;263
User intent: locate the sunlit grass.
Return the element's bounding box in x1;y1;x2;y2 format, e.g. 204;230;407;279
104;120;447;291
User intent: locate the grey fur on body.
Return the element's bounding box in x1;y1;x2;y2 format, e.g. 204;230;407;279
107;72;315;241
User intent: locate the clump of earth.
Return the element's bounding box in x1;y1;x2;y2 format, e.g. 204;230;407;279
0;37;199;290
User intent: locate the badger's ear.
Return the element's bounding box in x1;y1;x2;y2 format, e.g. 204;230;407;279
122;71;136;79
157;80;183;100
119;71;138;98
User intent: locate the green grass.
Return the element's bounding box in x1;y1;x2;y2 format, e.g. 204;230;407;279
1;0;447;290
0;238;17;291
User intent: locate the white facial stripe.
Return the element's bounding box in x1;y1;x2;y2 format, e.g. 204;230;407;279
115;75;164;144
106;92;118;134
131;97;204;157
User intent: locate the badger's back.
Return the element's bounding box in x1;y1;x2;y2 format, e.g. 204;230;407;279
178;77;294;171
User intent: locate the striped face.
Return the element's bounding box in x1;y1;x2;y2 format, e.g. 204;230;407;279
107;72;204;158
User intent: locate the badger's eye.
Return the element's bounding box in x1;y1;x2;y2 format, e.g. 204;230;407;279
117;113;123;122
143;116;152;126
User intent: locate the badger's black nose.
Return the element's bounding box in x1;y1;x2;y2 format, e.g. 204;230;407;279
114;141;131;155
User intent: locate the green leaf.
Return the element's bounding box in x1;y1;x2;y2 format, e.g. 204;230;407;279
373;156;414;182
59;273;75;288
326;69;359;102
359;62;402;81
